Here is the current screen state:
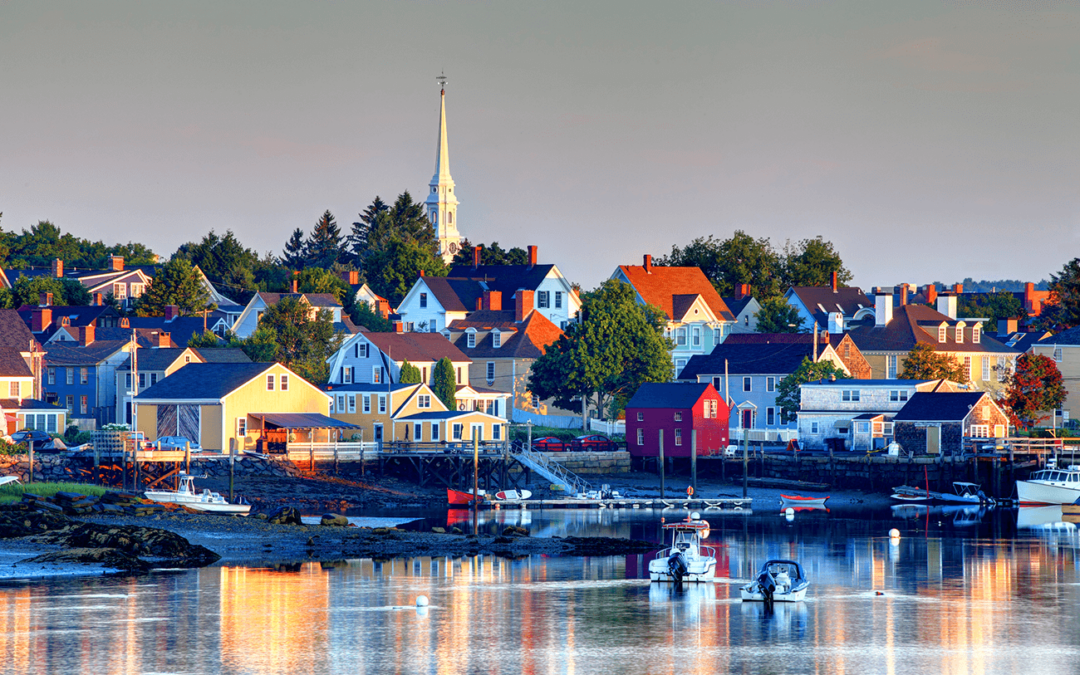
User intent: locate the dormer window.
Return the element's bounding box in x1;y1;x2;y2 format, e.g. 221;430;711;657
938;324;947;343
466;329;476;348
955;322;964;344
492;330;501;348
973;325;981;344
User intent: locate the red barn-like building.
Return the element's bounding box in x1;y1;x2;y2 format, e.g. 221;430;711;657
625;383;729;458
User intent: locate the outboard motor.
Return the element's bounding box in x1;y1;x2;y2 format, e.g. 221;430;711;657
757;571;776;603
667;552;688;583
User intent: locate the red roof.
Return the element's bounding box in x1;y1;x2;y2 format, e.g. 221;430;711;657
618;265;734;321
365;332;472;364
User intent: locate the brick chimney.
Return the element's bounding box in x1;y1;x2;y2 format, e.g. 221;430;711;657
394;321;404;333
39;292;52;307
419;270;425;277
52;259;63;278
998;318;1018;335
735;283;750;300
79;324;95;346
476;298;483;311
150;331;171;348
483;290;502;311
339;270;359;285
925;284;937;306
109;255;124;271
473;246;482;269
1025;282;1035;312
643;254;652;273
291;277;298;294
31;308;52;333
91;292;102;306
831;271;838;293
528;246;538;269
900;285;908;306
163;305;179;321
376;299;390;319
953;283;963;295
516;290;535;322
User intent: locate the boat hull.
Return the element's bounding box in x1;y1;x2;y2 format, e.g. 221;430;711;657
648;560;716;583
740;587;807;602
1016;480;1080;506
780;494;828;507
143;492;251;515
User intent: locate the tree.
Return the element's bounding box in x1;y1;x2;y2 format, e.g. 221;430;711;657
898;344;967;382
136;257;211;317
349;196;389;264
61;279;91;306
12;275;66;307
999;353;1066;430
399;360;422;384
432;357;457;409
296;267;352;303
1047;258;1080;330
187;330;223;349
658;232;783;299
364;236;447;307
257;297;339;383
173;230;261;297
529;279;673;426
307;210;346;269
754;296;805;333
774;357;847;423
238;327;280;363
782;236;852;288
350;299;393;332
282;228;308;269
451;241;529;267
957;292;1025;332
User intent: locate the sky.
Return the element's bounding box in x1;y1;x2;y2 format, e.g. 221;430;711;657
1;1;1077;291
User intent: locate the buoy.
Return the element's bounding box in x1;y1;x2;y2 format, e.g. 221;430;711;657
889;528;900;539
690;511;701;520
416;595;429;607
785;507;795;516
785;512;795;522
875;591;884;596
494;503;500;510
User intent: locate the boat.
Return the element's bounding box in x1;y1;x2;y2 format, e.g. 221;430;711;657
1016;465;1080;505
780;494;828;508
740;560;809;602
0;476;20;487
493;489;532;500
144;473;251;515
446;488;486;506
891;481;992;505
648;515;717;583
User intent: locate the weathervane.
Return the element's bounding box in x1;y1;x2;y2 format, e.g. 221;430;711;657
436;71;447;92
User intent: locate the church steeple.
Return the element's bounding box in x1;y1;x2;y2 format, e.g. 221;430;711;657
426;73;461;263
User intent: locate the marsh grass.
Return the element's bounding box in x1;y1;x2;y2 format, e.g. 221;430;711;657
0;481;107;505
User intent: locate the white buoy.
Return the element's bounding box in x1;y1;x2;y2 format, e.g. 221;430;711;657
416;595;429;607
785;512;795;522
785;507;795;516
889;528;901;540
690;511;701;520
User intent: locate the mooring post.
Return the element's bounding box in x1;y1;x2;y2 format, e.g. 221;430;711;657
742;428;749;499
472;435;479;536
334;437;339;475
691;429;697;497
27;441;34;485
229;438;236;502
659;429;665;499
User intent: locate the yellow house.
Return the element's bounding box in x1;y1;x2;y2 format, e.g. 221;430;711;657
135;362;355;452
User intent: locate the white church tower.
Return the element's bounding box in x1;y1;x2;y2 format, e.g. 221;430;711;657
425;74;462;263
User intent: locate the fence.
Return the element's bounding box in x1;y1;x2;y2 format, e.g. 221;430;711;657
588;419;625;436
511;409;583;429
283;441;380;463
729;428;799;443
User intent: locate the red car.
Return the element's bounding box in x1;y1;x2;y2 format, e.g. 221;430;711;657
570;434;618;452
532;436;566;452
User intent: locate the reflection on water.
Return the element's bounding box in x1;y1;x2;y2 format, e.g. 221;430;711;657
2;509;1080;674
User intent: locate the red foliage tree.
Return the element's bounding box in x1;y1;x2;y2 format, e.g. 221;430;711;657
998;353;1066;430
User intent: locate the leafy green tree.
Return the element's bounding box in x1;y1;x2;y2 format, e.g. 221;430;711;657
136;257;211;317
173;230;261;294
451;241;529;266
350;300;393;332
658;232;783;299
3;220;158;268
754;296;805;333
187;330;223;349
774;357;847;423
432;357;457;409
61;279;91;306
365;237;447;307
1047;258;1080;330
957;292;1025;332
999;353;1066;429
257;297;339;383
399;360;422;384
296;267;352;303
899;344;966;382
12;275;66;307
782;236;852;288
0;289;13;310
238;327;280;363
529;279;673;426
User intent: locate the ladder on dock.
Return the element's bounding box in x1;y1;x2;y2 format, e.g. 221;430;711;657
511;441;592;495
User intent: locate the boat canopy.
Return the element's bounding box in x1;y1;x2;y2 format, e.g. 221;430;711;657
755;559;805;580
252;413;361;430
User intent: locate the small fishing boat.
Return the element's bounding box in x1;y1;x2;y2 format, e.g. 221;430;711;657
493;489;532;501
648;515;717;583
780;494;829;508
891;481;992;505
740;560;809;602
1017;465;1080;505
446;488;486;506
144;474;250;515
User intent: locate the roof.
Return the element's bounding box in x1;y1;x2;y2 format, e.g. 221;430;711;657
323;382;415;393
252;412;358;429
44;340;129;366
788;286;873;324
117;348;194;372
448;310;520;330
0;398;66;411
256;292;342;309
847;304;1017;355
194;348;252;363
422;277;485;313
617;264;735;321
0;310;37;378
992;330;1052;352
892;392;989;422
679;342;817;379
446;263;556;296
627;382;713;409
136;362;277;401
722;296;755;316
126;316;211;348
395;410;503;421
1041;325;1080;346
801;378;938;387
364;332;471;364
449;310;564;360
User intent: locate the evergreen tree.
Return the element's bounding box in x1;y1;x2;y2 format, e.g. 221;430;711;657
432;357;457;409
350;196;390;265
307;210;345;269
258;297;340;383
282;228;308;269
399;360;422;384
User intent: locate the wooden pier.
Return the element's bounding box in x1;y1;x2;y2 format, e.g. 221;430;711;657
467;496;754;511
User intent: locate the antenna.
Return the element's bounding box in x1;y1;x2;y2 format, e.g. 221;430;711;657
436;71;447;92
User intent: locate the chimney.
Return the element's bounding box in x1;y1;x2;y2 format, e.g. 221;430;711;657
528;246;538;268
339;270;359;285
291;277;298;293
92;292;103;306
925;284;937;306
735;283;750;300
900;285;908;306
831;271;838;293
376;299;390;319
998;318;1018;335
52;259;63;278
473;246;482;269
937;295;957;320
1025;282;1035;312
643;254;652;273
476;298;483;311
419;270;425;277
483;290;502;311
394;321;404;333
150;331;171;348
953;283;963;295
164;305;179;321
109;255;124;271
79;324;94;346
875;294;893;327
39;292;52;307
516;289;535;322
31;308;52;333
828;311;844;334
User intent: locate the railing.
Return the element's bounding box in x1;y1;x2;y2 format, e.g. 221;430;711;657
511;440;592;495
381;441;508;454
729;428;799;443
588;418;626;436
283;441;380;462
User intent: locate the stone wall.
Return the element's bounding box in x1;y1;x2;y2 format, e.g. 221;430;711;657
547;451;631;474
0;453;306;483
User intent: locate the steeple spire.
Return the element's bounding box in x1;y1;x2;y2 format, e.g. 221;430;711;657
425;72;461;262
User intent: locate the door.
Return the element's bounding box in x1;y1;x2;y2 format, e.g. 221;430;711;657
741;410;753;429
926;426;940;455
373;424;383;442
471;424;483;442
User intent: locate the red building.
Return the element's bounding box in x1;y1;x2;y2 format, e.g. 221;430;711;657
625;383;729;458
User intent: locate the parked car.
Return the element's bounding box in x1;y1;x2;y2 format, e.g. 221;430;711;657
532;436;566;452
157;436;201;451
570;434;618;452
10;429;61;453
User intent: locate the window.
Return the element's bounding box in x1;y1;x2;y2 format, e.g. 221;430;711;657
1054;347;1063;362
743;377;752;392
78;368;87;385
955;326;963;343
712;376;722;392
431;423;439;441
637;428;644;445
363;395;371;413
675;428;683;446
184;355;191;363
453;423;463;440
379;395;387;414
337;394;346;412
692;326;701;347
676;327;687;346
938;325;947;342
355;342;368;359
418;394;431;409
414;422;423;441
420;293;428;308
982;357;990;382
66;395;74;411
266;374;275;390
810;421;820;434
555;292;563;309
47;368;55;385
964;356;972;381
130;283;144;298
237;418;247;437
467;331;476;348
125;374;132;389
973;325;981;343
766;407;775;426
46;414;56;433
675;359;687;376
857;422;870;434
531;394;539;408
487;362;495;383
80;396;87;415
887;354;898;379
150;373;158;386
348;395;356;414
114;283;126;300
637;411;644;422
457;368;463;385
889;390;909;402
9;382;18;397
998;356;1008;382
491;424;502;441
65;368;73;385
675;411;683;422
139;373;146;389
969;424;989;438
281;375;289;391
766;377;775;392
842;390;861;402
492;331;501;348
372;366;382;384
537;291;550;308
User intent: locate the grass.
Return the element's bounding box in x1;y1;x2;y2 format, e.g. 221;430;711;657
0;481;108;505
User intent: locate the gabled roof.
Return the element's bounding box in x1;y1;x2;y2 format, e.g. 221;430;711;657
364;332;472;364
0;310;37;378
448;310;520;330
627;382;713;409
195;348;252;363
788;286;873;324
421;277;485;313
448;310;564;359
617;264;734;321
722;296;756;316
127;316;211;348
256;292;341;309
892;392;990;422
117;348;199;372
680;342;818;379
446;263;556;296
847;304;1017;354
137;362;278;401
1039;325;1080;346
44;340;129;366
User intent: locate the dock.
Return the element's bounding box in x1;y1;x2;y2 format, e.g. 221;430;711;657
466;496;753;510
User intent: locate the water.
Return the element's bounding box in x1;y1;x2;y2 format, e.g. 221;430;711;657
2;507;1080;675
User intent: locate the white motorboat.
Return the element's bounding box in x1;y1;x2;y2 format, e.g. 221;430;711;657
740;560;809;602
1017;465;1080;505
648;515;717;583
891;481;992;505
144;473;251;515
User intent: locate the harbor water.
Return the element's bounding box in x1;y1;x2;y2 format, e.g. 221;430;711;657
2;505;1079;675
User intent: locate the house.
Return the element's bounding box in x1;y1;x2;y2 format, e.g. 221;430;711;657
797;379;957;451
18;299;122;342
230;289;357;339
846;295;1019;388
679;335;852;433
723;285;762;334
114;347;218;426
443;302;566;416
325;381;506;446
0;309;60;435
784;274;874;332
1028;324;1080;426
128;306;224;347
43;325;145;426
892;392;1009;455
625;383;729;459
724;332;873;380
396;246;580;332
612;255;737;377
327;331;472;388
135;362;355;452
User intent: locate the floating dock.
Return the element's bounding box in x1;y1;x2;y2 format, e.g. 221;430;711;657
469;497;753;510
